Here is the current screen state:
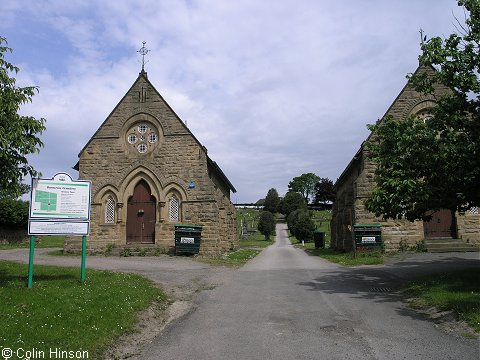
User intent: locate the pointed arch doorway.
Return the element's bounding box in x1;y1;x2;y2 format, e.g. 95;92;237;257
126;180;156;244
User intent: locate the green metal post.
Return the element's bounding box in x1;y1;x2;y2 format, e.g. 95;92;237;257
81;235;87;283
27;235;35;288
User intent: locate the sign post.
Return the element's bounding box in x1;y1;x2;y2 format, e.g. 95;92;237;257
81;235;87;283
28;173;91;287
27;236;35;289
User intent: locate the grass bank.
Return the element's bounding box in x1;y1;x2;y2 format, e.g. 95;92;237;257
404;269;480;333
0;261;169;359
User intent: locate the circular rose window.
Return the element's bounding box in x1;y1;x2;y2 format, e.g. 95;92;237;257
126;123;158;154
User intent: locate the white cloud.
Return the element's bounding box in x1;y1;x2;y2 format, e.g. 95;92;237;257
0;0;464;202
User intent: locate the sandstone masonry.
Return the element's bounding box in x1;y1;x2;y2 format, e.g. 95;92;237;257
65;71;238;255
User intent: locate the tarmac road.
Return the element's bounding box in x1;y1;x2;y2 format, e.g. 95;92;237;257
138;223;479;360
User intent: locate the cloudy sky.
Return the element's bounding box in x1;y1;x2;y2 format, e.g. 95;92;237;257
0;0;465;203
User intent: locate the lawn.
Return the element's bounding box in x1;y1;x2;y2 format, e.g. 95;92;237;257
404;269;480;333
236;208;260;234
311;209;332;239
0;261;169;359
240;231;273;248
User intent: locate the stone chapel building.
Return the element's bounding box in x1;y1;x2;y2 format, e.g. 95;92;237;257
331;65;480;252
65;70;238;255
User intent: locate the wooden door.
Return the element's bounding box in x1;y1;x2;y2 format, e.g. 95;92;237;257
126;180;156;244
423;209;455;239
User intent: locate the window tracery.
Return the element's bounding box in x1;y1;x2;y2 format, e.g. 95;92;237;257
125;122;158;154
169;195;180;222
105;196;115;224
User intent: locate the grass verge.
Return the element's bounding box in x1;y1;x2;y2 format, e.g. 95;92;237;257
0;260;169;359
403;269;480;333
291;240;384;266
198;249;261;267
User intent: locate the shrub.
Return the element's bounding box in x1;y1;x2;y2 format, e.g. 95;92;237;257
287;209;315;242
0;198;29;229
257;211;275;240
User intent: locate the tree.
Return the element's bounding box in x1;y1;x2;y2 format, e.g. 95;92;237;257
263;188;280;213
277;191;307;217
257;211;275;240
0;37;46;198
365;116;438;220
366;0;480;221
0;183;30;200
313;178;335;204
288;173;320;203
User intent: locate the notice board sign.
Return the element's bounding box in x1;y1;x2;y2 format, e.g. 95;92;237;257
28;173;91;235
28;221;90;236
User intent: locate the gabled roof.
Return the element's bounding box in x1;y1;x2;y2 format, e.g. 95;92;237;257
74;70;236;194
207;156;237;193
333;145;363;190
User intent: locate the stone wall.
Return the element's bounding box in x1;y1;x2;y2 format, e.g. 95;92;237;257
330;154;359;251
457;210;480;245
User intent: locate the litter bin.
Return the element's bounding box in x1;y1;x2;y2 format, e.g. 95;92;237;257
353;224;381;249
314;231;325;249
175;224;202;255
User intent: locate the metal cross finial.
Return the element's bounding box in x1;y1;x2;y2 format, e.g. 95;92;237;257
137;41;150;71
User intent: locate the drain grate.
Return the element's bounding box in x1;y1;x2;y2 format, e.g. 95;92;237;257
369;287;392;293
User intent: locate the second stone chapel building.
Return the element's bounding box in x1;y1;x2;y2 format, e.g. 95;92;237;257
65;69;238;255
331;65;480;252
